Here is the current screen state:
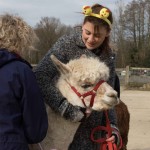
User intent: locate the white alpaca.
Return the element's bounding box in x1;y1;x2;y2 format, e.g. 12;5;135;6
40;55;119;150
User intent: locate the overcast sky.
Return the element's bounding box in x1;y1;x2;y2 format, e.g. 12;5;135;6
0;0;132;27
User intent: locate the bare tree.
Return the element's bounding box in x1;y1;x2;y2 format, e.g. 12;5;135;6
112;0;129;67
34;17;73;61
114;0;150;67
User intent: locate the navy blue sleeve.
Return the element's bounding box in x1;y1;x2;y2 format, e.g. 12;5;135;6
19;63;48;144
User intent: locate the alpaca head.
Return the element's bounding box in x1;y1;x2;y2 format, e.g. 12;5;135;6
50;54;119;113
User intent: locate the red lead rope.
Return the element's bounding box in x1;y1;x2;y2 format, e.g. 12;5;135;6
91;111;122;150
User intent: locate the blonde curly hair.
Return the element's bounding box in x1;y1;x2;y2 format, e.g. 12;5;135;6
0;13;37;54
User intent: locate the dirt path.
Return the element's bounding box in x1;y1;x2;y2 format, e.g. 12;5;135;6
120;89;150;150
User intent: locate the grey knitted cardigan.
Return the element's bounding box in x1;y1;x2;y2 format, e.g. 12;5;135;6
34;28;119;150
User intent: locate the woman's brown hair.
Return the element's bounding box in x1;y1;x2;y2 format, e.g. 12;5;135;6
83;4;113;55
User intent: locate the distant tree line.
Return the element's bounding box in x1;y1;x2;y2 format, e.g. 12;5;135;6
25;0;150;68
24;17;73;63
112;0;150;68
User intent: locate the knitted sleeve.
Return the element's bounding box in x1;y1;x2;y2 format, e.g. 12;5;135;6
34;35;84;122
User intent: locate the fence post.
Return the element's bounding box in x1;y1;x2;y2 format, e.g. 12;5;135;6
125;65;130;87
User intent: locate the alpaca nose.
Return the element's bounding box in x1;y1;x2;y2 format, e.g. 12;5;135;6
106;91;117;98
106;91;119;104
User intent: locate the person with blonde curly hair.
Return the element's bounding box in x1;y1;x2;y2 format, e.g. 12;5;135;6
0;13;48;150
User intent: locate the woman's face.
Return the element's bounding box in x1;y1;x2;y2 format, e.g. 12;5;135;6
82;21;109;50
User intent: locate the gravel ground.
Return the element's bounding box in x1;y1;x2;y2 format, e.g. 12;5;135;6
120;89;150;150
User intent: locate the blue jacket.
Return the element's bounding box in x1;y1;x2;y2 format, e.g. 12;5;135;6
0;49;48;150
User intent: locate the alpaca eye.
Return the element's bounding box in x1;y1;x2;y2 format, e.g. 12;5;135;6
81;84;93;89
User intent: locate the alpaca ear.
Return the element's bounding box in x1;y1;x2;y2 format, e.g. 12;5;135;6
50;54;70;75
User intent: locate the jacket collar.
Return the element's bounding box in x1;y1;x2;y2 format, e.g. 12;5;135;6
0;48;32;68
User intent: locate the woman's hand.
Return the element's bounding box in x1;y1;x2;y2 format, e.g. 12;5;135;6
106;135;115;143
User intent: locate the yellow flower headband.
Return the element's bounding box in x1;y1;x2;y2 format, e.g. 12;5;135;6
82;5;112;28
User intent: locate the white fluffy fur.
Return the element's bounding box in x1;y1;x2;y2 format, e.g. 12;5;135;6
40;55;119;150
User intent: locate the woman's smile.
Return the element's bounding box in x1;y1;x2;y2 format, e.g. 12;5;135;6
82;22;109;50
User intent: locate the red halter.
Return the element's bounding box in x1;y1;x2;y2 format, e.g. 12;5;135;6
69;80;105;108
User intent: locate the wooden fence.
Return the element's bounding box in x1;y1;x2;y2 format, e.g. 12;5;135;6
116;66;150;89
